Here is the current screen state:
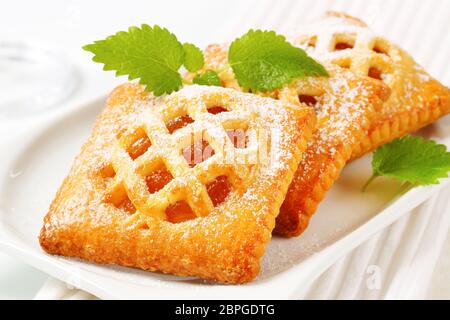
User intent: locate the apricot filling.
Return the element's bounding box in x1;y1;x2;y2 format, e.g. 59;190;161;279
145;167;173;194
165;200;196;223
166;114;194;134
298;94;318;107
207;105;228;114
368;66;383;80
206;175;231;206
104;185;136;214
334;42;354;50
127;135;151;160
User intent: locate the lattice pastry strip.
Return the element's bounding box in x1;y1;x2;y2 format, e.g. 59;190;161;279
292;11;450;160
187;44;389;237
40;84;316;283
106;93;258;221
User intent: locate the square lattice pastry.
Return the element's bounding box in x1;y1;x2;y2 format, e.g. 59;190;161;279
188;44;390;237
293;11;450;160
39;84;316;283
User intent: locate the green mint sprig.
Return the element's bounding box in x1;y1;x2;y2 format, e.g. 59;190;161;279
182;43;204;73
83;25;186;96
228;30;328;92
193;70;221;86
83;25;204;96
363;135;450;192
83;25;328;96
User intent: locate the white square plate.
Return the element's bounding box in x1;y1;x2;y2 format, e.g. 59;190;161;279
0;97;449;299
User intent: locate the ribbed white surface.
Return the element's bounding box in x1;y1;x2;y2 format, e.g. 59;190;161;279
224;0;450;82
301;186;450;299
225;0;450;300
35;0;450;299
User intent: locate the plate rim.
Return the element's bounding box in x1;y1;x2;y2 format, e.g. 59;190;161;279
0;95;448;299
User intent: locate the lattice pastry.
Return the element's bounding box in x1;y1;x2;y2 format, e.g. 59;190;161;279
39;84;316;283
187;44;389;237
292;11;450;160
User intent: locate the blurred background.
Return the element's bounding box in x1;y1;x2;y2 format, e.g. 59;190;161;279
0;0;449;299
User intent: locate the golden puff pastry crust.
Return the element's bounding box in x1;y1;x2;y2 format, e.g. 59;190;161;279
189;44;389;237
292;11;450;160
39;84;316;283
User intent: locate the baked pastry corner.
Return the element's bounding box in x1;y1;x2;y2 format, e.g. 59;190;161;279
39;84;316;283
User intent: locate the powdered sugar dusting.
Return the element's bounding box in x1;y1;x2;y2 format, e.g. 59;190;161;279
289;11;445;128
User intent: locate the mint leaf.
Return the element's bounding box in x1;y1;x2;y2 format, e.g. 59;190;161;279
193;70;221;87
228;30;328;92
363;135;450;190
84;26;328;95
183;43;204;72
83;24;184;96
